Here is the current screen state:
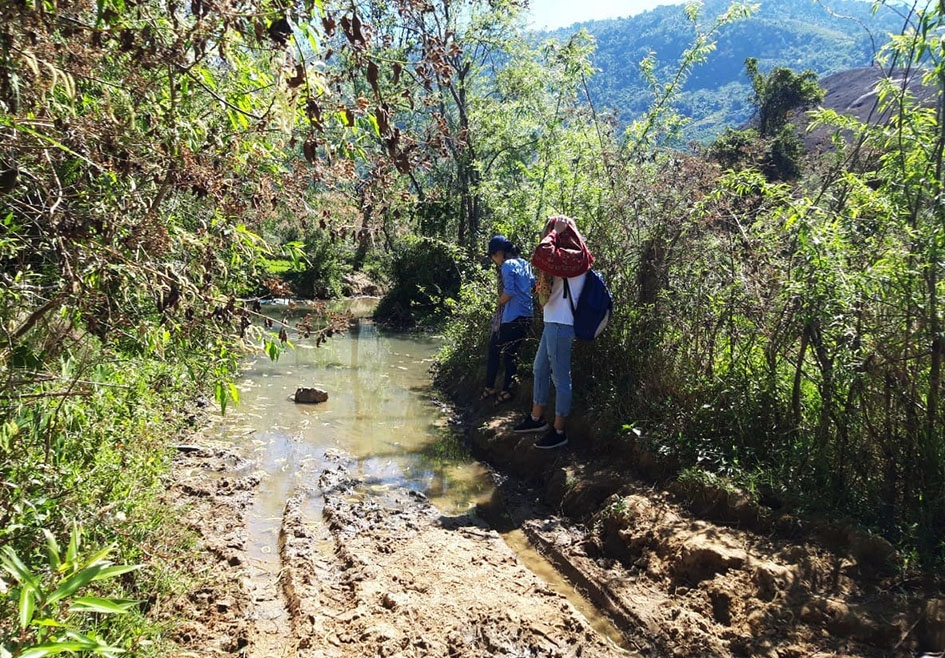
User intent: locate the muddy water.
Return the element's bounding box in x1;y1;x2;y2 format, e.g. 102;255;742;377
210;301;628;650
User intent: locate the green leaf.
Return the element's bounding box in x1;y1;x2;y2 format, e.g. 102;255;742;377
70;596;138;614
198;67;217;92
19;643;87;658
235;223;264;245
0;546;41;590
367;113;380;137
46;564;106;605
42;530;61;572
91;564;142;581
31;618;67;628
0;420;19;451
65;524;80;565
19;584;36;629
18;635;125;658
264;338;282;361
215;381;228;415
0;117;102;171
303;24;320;54
62;630;125;652
78;545;115;572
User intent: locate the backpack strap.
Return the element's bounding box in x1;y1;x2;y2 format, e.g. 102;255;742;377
563;277;577;316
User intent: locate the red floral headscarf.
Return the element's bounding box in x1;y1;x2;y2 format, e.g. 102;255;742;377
531;215;594;278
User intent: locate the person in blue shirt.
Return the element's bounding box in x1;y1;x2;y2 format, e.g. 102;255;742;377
483;235;535;404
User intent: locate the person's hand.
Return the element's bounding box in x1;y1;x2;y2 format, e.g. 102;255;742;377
553;216;572;234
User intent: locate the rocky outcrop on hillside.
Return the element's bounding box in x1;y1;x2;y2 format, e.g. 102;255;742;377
801;66;936;151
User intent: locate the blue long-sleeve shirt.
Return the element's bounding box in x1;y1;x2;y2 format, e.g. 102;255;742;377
500;257;535;323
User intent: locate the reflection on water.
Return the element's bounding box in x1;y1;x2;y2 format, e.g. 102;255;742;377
251;319;489;502
210;314;494;561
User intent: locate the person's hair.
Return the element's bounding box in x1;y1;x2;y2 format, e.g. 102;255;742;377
489;235;519;258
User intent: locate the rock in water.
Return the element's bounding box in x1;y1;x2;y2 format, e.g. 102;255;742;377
294;387;329;404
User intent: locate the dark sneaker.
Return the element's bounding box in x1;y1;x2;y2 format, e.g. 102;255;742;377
535;429;568;449
513;415;550;433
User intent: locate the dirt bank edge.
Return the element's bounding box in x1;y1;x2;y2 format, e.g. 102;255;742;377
468;406;945;657
158;447;257;655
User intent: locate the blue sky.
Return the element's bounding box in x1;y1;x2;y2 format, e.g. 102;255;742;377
527;0;688;30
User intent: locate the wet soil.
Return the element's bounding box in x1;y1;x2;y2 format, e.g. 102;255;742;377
162;444;626;657
159;405;945;657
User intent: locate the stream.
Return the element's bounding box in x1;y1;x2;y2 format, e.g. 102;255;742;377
207;300;627;651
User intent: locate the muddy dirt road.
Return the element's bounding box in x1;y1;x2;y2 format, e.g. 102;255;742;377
161;414;944;658
162;446;630;657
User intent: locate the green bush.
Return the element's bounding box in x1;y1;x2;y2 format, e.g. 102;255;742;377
0;345;215;655
707;127;763;170
374;236;465;328
277;231;348;299
435;271;500;394
765;125;804;181
1;524;142;658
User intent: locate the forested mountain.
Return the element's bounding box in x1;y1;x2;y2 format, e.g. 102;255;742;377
545;0;908;142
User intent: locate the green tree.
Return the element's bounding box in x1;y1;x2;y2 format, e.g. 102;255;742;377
0;0;417;649
706;59;822;180
314;0;532;252
628;1;758;151
745;57;824;137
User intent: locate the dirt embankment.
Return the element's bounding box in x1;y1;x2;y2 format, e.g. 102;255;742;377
472;409;945;658
159;407;944;657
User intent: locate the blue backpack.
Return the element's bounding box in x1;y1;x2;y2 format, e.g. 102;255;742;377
563;270;613;341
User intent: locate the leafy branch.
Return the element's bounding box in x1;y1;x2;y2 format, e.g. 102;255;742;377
0;524;141;658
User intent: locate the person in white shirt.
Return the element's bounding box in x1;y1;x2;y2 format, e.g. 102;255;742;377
513;216;593;449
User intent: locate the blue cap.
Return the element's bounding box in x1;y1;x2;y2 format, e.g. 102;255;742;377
488;235;512;255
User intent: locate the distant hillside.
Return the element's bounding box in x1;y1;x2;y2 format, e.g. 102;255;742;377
543;0;908;143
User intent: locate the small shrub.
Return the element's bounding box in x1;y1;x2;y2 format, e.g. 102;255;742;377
0;524;141;657
280;231;347;299
374;236;465;328
434;273;496;393
765;125;804;181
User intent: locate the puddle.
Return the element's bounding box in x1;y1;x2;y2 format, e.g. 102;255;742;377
502;529;630;651
209;301;631;651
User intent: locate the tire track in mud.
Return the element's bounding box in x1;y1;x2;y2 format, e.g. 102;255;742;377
161;446;306;657
246;457;338;656
163;425;945;658
244;524;297;658
276;460;633;657
243;436;338;656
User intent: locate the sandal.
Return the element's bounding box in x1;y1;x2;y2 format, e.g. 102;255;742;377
480;388;497;400
495;390;514;405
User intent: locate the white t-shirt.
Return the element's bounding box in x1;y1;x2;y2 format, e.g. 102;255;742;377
543;272;587;325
